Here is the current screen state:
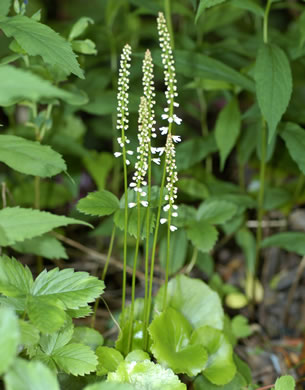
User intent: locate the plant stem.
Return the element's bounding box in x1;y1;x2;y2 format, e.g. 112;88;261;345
164;0;174;49
162;213;171;310
263;0;272;45
185;247;198;274
91;225;116;329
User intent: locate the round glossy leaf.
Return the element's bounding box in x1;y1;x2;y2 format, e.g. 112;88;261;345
149;308;208;376
125;350;150;363
96;347;124;376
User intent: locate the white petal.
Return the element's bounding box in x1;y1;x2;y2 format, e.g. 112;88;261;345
141;201;148;207
126;159;130;165
172;212;178;217
168;117;173;123
141;192;147;196
163;204;170;212
170;225;177;232
173;205;178;210
162;114;168;120
130;182;136;187
127;150;134;155
160;218;167;224
152;158;160;165
128;203;136;208
173;115;182;125
172;135;181;143
114;152;122;158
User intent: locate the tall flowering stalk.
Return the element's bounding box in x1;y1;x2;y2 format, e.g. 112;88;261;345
115;44;132;320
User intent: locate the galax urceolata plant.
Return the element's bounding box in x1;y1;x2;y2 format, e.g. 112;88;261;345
0;0;298;389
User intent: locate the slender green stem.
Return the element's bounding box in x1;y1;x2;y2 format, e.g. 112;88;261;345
91;226;116;329
185;247;198;274
127;193;141;352
164;0;174;49
263;0;272;44
162;213;171;310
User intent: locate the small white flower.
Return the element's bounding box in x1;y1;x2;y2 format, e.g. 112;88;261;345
172;212;178;217
173;115;182;125
126;159;130;165
141;191;147;196
130;182;136;187
170;225;177;232
162;114;168;120
114;152;122;158
163;204;170;212
128;202;136;208
152;158;160;165
141;201;148;207
173;102;179;107
160;218;167;224
168;117;173;123
151;147;157;154
127;150;134;155
157;147;165;156
172;135;181;143
173;205;178;210
160;127;168;135
164;107;169;112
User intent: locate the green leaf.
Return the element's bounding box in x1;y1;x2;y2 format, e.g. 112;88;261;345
0;15;83;78
0;135;66;177
0;207;91;246
159;229;188;275
261;232;305;256
69;17;94;41
108;360;186;390
236;228;256;273
96;347;124;376
12;234;68;260
231;315;252;339
215;97;241;170
19;320;40;348
281;122;305;175
31;267;105;309
116;320;144;356
77;190;120;217
231;0;264;16
125;350;150;363
84;383;135;390
195;0;227;23
177;178;209;199
187;220;218;252
114;207;155;239
39;323;75;355
0;256;33;297
0;306;20;375
274;375;295;390
83;152;114;190
197;200;237;224
155;275;224;330
72;39;97;55
0;0;11;16
149;308;208;377
194;372;247;390
254;44;292;142
71;327;104;351
191;326;236;385
4;359;60;390
0;66;83;106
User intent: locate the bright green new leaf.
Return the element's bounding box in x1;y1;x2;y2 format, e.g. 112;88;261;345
187;220;218;252
69;17;94;41
77;190;120;217
108;360;186;390
0;66;83;106
19;320;40;348
72;39;97;55
159;229;188;275
261;232;305;256
197;200;237;224
274;375;295;390
149;308;208;377
0;307;20;375
125;350;150;363
191;326;236;385
281;122;305;175
71;327;104;350
4;359;60;390
155;275;224;330
12;234;68;260
231;315;252;339
96;346;124;376
0;0;11;16
0;15;83;78
0;135;66;177
195;0;227;23
116;320;144;356
0;256;33;297
254;43;292;142
0;207;91;246
215;97;241;170
39;324;74;355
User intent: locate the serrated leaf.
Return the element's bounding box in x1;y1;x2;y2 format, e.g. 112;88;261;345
0;66;83;106
0;0;11;16
19;320;40;347
281;122;305;175
149;308;208;377
0;306;20;375
0;15;83;78
39;324;74;355
275;375;295;390
254;44;292;142
197;200;237;224
215;97;241;170
51;343;97;376
71;327;104;350
108;360;186;390
0;255;33;296
66;306;92;318
195;0;227;23
261;232;305;256
31;267;105;309
12;234;68;260
96;346;124;376
155;275;224;330
177;178;209;199
187;220;218;252
0;207;91;246
4;358;60;390
77;190;120;217
0;135;66;177
191;326;236;385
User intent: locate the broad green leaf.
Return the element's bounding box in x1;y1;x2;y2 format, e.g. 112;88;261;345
0;256;33;297
254;44;292;142
77;190;120;217
39;324;74;355
236;228;256;273
125;350;150;363
299;10;305;47
0;0;11;16
194;372;247;390
12;234;68;260
197;200;237;224
177;178;209;199
96;347;124;376
31;267;105;309
71;327;104;351
114;207;155;239
149;308;208;377
4;359;60;390
274;375;295;390
83;152;114;190
215;97;241;170
67;305;92;318
159;229;188;275
0;306;20;375
231;0;264;16
0;135;66;177
231;315;252;339
187;220;218;252
108;360;186;390
155;275;224;330
0;207;91;246
84;383;135;390
69;17;94;41
0;66;83;106
263;187;291;210
191;326;236;385
19;320;40;347
174;50;255;92
195;0;227;23
261;232;305;256
0;15;83;78
116;320;144;356
281;122;305;175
